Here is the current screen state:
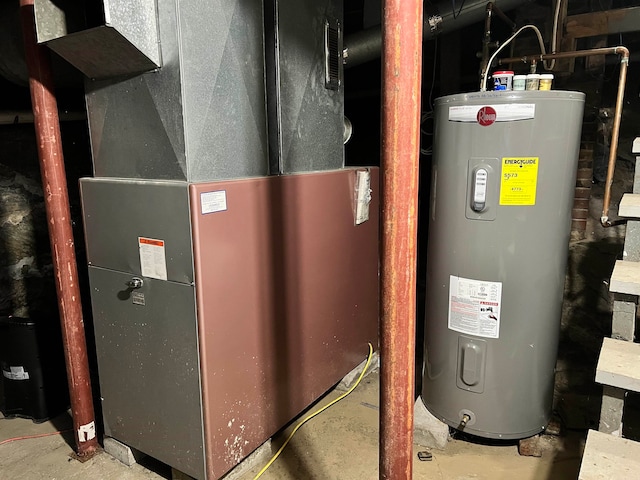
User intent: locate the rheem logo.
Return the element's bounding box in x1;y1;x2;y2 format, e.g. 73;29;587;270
477;106;497;126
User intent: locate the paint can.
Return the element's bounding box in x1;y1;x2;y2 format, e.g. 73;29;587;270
513;75;527;91
492;71;514;91
525;74;540;91
539;74;554;91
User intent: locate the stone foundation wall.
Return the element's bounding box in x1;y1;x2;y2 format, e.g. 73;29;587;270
0;122;91;319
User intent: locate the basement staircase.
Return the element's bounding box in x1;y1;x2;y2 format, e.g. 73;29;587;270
579;138;640;479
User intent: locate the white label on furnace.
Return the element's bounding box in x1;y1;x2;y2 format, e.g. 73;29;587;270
201;190;227;215
355;170;372;225
138;237;168;281
448;103;535;123
448;275;502;339
3;366;29;380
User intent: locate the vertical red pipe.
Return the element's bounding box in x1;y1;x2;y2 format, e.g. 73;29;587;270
19;0;98;457
379;0;423;478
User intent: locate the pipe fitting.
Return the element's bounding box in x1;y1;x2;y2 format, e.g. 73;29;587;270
460;414;472;428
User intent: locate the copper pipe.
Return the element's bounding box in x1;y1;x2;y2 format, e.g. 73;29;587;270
496;46;629;64
19;0;98;458
380;0;423;478
498;46;630;226
603;50;629;227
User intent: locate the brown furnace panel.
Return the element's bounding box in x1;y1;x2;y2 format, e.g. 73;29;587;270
189;168;379;478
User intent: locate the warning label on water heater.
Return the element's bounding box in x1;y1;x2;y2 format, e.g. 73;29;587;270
448;275;502;339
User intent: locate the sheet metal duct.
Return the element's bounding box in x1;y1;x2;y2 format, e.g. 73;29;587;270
0;2;81;86
34;0;161;79
344;0;532;67
265;0;346;173
83;0;269;182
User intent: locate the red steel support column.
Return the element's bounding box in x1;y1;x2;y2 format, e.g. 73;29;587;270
379;0;423;478
19;0;98;458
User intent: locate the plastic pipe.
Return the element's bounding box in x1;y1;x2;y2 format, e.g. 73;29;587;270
379;0;423;478
19;0;98;458
497;46;630;226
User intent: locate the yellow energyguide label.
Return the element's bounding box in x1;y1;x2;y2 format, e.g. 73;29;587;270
499;157;539;206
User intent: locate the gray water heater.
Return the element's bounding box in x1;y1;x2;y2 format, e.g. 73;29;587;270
422;90;585;439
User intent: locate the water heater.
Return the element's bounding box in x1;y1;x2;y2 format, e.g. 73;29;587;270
422;90;585;439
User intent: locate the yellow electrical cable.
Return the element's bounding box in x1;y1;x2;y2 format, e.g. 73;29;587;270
252;342;375;480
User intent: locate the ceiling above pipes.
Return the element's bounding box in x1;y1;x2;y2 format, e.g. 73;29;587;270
344;0;532;67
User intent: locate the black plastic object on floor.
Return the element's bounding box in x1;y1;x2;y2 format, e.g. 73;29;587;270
0;316;69;423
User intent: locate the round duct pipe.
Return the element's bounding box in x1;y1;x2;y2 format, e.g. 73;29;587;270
344;0;532;68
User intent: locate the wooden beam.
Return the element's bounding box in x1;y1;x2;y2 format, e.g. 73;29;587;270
566;7;640;39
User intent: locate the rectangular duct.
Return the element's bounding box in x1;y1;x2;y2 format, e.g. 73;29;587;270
82;0;269;181
34;0;161;79
265;0;345;174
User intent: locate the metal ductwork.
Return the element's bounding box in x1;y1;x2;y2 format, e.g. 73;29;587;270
34;0;161;80
344;0;532;67
0;2;81;86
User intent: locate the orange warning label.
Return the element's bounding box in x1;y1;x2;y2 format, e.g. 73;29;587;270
139;238;164;247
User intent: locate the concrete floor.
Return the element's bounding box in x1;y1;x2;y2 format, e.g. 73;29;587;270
0;368;585;480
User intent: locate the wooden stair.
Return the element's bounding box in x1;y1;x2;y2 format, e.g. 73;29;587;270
579;141;640;477
578;306;640;478
596;337;640;392
610;259;640;297
579;430;640;479
618;193;640;219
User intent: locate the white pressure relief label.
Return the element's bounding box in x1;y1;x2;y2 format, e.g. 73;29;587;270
448;275;502;339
